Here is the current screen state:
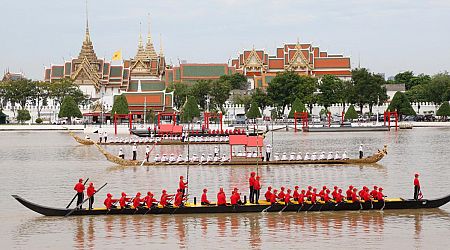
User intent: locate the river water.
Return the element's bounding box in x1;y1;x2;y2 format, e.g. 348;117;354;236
1;128;449;249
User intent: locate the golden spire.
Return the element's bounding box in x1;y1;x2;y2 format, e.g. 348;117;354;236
144;13;158;59
77;0;97;62
134;22;146;60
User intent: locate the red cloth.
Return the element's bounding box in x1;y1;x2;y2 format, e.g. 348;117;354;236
346;189;352;199
351;192;358;201
160;194;169;207
104;197;116;209
284;193;291;203
293;190;299;199
335;193;343;203
265;190;272;201
298;193;305;203
133;196;142;208
377;191;384;201
370;190;378;199
254;179;261;190
174;192;183;207
230;193;240;205
414;178;420;187
201;193;209;203
87;186;96;197
249;177;255;187
119;196;128;207
74;183;85;193
311;193;317;203
179;180;187;189
217;191;226;205
270;193;277;203
306;190;312;197
144;195;156;207
278;191;285;200
332;190;338;200
318;190;325;198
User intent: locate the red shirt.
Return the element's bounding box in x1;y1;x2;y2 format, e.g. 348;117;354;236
179;180;187;189
318;190;325;198
217;192;226;205
293;190;299;199
270;193;278;204
104;197;115;209
346;189;352;199
174;192;183;206
160;194;169;207
87;186;96;197
119;196;129;207
370;190;378;199
133;196;142;208
201;193;209;203
265;190;272;200
306;190;312;197
414;178;420;187
144;195;156;207
249;177;255;187
311;193;317;203
278;191;285;199
377;191;384;201
74;183;85;193
230;193;240;205
254;179;261;190
324;193;330;202
363;192;370;201
351;192;359;201
335;193;343;203
332;190;338;199
284;193;291;203
298;193;305;204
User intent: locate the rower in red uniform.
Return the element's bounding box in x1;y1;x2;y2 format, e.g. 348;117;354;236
119;192;130;208
311;188;318;203
306;186;313;198
201;188;210;205
254;176;261;204
230;188;242;206
160;190;174;207
324;189;331;202
278;187;286;200
217;187;227;206
74;178;85;209
351;188;359;202
249;172;256;204
284;189;292;204
293;186;300;201
335;189;344;203
362;188;371;202
377;187;385;201
370;186;378;199
414;173;421;200
332;186;338;200
174;189;186;207
318;186;327;200
346;185;353;200
265;186;272;202
179;176;188;197
103;193;117;210
144;192;157;208
86;182;96;210
298;190;306;204
270;189;278;205
133;192;143;209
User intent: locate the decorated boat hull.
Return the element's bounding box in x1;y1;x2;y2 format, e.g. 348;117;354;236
12;194;450;216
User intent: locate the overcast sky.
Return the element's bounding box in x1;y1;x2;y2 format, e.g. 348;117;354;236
1;0;450;80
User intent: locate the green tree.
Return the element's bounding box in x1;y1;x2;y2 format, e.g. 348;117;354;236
296;75;318;114
181;96;200;123
190;80;211;110
406;84;428;114
387;92;416;119
319;75;343;110
251;88;270;111
344;105;358;120
246;101;262;120
220;73;248;90
32;81;51;118
168;82;190;109
49;78;87;105
17;109;31;124
267;71;299;113
288;97;307;118
233;94;252;112
145;109;155;123
111;94;129;115
394;71;415;90
210;78;231;111
58;96;82;124
1;79;35;109
436;102;450;120
351;68;387;114
426;73;450;104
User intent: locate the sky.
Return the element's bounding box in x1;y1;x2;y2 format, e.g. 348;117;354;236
1;0;450;80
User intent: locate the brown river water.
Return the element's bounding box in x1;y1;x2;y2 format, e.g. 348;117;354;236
1;128;449;249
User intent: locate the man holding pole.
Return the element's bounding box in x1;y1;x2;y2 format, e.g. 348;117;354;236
414;173;421;200
74;179;85;210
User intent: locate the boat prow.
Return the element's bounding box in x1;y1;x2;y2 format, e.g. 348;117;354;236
12;195;69;216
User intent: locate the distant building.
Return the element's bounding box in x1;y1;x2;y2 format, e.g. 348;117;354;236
384;83;406;101
2;71;26;81
232;40;352;88
166;63;235;85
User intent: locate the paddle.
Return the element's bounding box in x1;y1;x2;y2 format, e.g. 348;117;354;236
279;202;290;213
65;183;107;217
262;202;278;213
296;203;304;213
66;178;89;209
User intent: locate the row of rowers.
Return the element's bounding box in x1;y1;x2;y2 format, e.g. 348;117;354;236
274;151;350;161
91;135;230;144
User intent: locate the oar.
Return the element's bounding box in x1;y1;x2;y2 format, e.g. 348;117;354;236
296;203;304;213
279;202;290;213
65;183;107;217
262;202;278;213
66;178;89;208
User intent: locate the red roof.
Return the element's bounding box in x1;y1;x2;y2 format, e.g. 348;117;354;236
247;136;264;147
229;135;263;147
159;124;183;134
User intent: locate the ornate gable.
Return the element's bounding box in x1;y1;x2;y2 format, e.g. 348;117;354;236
244;49;264;71
71;57;102;91
287;42;313;70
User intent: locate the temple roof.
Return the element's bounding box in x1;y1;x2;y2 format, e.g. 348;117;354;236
134;33;147;61
77;10;98;62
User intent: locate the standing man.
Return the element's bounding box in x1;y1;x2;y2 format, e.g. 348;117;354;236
214;146;219;157
132;143;137;160
359;144;364;159
266;144;272;161
86;182;96;210
145;145;150;162
99;131;103;144
103;131;108;143
73;178;85;209
118;148;124;159
414;173;421;200
248;172;256;204
254;176;261;204
179;176;188;197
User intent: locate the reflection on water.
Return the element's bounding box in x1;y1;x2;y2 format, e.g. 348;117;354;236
13;210;450;249
2;129;450;248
